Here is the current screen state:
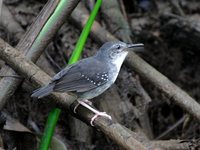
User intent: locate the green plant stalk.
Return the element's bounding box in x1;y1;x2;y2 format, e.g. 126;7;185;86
39;0;102;149
68;0;102;64
39;109;61;150
27;0;67;60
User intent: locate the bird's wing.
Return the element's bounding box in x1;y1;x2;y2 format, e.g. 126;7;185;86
51;58;110;93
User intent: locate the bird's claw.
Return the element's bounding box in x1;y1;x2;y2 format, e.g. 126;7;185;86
90;111;112;126
73;100;112;126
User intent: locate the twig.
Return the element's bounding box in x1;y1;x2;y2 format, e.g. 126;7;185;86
0;38;149;150
151;139;193;150
156;116;185;140
118;0;128;21
44;49;62;71
0;75;23;78
168;0;185;16
100;0;132;42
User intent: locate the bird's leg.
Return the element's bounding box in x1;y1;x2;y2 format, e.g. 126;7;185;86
74;100;112;126
82;99;92;106
73;99;92;113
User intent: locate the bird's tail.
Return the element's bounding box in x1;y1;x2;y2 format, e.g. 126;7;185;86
31;83;54;99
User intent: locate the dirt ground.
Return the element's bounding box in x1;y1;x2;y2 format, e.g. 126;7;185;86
1;0;200;149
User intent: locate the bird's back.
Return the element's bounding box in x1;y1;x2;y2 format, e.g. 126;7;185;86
31;57;115;99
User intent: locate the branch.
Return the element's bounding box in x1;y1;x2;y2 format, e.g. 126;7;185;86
101;0;132;42
168;0;185;16
151;140;192;150
0;38;149;150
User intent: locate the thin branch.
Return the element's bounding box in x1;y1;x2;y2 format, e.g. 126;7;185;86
156;116;185;140
101;0;132;42
151;139;193;150
168;0;185;16
118;0;128;21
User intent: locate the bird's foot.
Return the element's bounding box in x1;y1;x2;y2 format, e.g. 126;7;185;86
90;111;112;126
74;100;112;126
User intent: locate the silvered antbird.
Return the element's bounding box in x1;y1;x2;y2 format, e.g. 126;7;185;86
31;41;144;125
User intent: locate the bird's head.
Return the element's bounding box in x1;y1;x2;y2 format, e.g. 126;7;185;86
96;41;144;65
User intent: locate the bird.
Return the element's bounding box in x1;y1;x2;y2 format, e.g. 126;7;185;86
31;41;144;125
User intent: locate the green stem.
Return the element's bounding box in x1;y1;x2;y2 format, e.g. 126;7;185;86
39;0;102;149
27;0;68;61
68;0;102;64
39;109;61;150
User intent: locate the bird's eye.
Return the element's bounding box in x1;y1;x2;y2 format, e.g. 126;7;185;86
116;45;121;49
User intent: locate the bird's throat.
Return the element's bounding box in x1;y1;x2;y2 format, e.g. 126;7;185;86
112;52;128;71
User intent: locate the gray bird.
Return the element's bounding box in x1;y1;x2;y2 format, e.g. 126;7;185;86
31;41;144;125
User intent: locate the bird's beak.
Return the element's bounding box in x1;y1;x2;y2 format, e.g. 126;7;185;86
126;43;144;52
127;43;144;49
